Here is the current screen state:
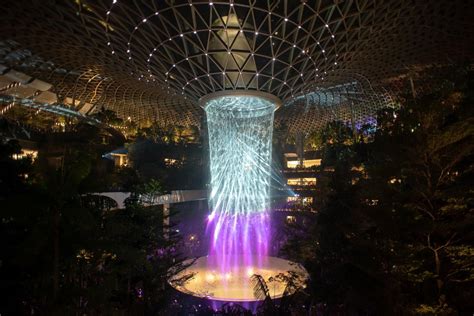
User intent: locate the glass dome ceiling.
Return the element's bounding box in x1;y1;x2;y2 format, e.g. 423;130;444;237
0;0;472;134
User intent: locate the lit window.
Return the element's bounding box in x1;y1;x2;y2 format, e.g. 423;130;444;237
164;158;178;166
111;153;128;167
12;149;38;161
286;196;313;205
287;178;317;186
286;160;299;168
302;159;321;168
286;215;296;223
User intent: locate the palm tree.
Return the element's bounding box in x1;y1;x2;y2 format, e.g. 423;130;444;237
251;270;307;315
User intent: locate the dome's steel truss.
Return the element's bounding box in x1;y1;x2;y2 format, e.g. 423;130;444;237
0;0;472;134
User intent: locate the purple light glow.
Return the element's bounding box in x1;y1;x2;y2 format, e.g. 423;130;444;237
207;212;271;273
204;94;275;277
168;93;307;303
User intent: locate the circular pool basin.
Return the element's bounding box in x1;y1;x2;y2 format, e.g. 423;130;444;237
169;255;308;302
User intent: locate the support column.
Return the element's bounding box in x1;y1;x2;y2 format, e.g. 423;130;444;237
163;203;170;240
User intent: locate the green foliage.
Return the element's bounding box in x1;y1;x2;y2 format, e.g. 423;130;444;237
283;68;474;314
91;107;124;126
0;138;33;195
127;139;205;190
366;72;474;310
0;134;188;314
251;271;307;315
136;123;200;144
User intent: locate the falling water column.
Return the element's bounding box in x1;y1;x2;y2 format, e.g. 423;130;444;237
202;91;279;272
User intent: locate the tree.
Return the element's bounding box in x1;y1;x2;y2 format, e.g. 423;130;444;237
71;182;190;315
127;138;205;190
0;138;32;195
283;67;474;315
283;121;401;314
251;271;307;316
0;130;191;314
91;107;124;126
0;138;41;314
362;70;474;313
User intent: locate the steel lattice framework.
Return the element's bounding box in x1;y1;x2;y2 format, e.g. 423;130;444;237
0;0;473;133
